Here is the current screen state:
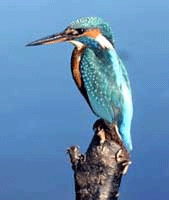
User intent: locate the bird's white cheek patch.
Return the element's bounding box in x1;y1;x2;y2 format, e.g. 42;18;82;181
95;34;113;49
70;40;84;49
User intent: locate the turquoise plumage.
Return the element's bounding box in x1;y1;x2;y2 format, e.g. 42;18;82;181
26;17;133;151
80;47;133;151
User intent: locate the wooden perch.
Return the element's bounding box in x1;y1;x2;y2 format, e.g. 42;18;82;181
67;119;131;200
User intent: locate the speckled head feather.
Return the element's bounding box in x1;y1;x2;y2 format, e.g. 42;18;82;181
69;17;115;45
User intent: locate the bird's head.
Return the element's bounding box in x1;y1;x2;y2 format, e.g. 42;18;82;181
26;17;115;50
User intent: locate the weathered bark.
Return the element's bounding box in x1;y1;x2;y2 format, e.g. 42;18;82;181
67;119;131;200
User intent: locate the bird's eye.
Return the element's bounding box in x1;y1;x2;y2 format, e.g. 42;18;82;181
64;28;85;36
76;28;85;34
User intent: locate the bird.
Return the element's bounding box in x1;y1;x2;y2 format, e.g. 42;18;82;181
26;17;133;151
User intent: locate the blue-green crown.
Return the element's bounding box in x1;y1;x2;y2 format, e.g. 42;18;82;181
69;17;115;45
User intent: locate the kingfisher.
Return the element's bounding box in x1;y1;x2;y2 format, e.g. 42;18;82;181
26;17;133;151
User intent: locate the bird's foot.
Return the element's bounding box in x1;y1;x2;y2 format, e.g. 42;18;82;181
93;119;105;132
113;123;122;140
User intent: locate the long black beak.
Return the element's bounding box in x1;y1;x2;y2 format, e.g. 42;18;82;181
26;31;70;47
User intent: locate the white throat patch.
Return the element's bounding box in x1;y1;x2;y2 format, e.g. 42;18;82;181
70;40;84;49
95;34;113;49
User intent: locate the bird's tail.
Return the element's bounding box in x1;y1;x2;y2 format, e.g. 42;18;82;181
119;125;133;151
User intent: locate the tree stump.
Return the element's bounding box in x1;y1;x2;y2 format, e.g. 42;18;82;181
68;119;131;200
